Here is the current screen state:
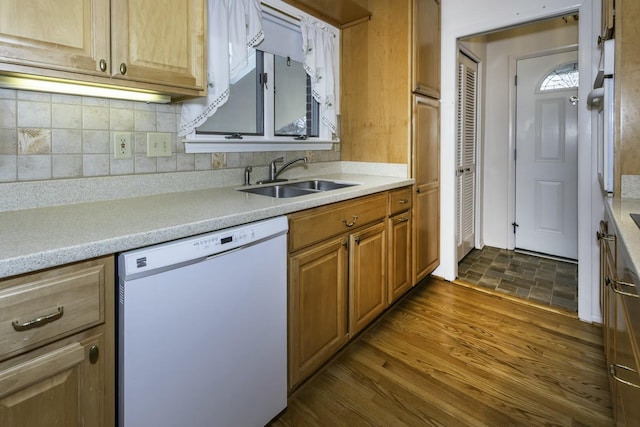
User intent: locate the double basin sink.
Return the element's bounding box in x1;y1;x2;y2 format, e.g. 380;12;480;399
239;179;358;198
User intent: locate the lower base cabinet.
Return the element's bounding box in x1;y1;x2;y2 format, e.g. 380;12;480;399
288;236;349;389
598;215;640;426
288;188;415;391
0;256;114;427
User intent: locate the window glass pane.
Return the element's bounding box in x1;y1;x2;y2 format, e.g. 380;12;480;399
539;61;579;91
197;51;263;135
274;55;318;137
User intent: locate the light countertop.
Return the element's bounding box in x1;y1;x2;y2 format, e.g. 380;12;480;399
0;173;413;279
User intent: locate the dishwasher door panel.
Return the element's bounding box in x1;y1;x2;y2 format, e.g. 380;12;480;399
118;232;287;427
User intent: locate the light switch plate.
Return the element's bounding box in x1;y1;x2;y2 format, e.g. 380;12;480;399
147;132;172;157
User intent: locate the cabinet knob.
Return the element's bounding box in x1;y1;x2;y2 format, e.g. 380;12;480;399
89;345;100;364
120;63;127;75
354;236;361;244
99;59;107;72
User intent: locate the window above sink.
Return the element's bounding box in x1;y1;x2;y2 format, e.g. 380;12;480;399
183;0;339;154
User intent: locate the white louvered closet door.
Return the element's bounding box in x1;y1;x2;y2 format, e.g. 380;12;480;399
456;53;478;261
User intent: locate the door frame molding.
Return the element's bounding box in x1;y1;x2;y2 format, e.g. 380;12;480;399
506;44;579;251
456;44;484;253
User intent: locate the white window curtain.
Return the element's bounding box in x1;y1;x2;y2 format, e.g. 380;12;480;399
300;17;337;135
178;0;264;136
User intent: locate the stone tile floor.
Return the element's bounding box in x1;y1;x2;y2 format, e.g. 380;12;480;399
457;246;578;312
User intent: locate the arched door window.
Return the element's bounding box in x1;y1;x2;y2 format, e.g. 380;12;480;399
538;61;579;92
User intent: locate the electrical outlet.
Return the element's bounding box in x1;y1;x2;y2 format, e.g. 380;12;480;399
113;132;132;159
146;132;172;157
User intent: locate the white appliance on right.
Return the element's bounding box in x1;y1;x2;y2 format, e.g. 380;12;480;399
592;39;615;193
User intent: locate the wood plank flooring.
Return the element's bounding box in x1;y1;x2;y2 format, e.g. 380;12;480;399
272;277;613;426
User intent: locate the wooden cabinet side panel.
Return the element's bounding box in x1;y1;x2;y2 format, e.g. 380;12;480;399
349;222;387;335
615;0;640;193
340;0;412;163
0;0;109;76
288;238;349;390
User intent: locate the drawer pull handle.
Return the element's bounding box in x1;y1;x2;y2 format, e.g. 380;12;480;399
396;217;409;223
12;306;64;331
610;364;640;389
342;215;358;227
398;199;408;204
606;277;639;298
596;231;615;242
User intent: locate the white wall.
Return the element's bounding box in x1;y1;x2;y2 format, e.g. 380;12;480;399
474;18;579;249
437;0;603;322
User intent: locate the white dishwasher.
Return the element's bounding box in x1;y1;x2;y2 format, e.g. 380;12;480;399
117;216;288;427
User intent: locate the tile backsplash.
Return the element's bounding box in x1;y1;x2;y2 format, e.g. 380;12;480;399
0;88;339;183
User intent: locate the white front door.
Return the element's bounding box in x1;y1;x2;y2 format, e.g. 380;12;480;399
456;52;478;261
515;50;578;260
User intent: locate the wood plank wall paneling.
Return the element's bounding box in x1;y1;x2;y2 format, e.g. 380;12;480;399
273;277;613;426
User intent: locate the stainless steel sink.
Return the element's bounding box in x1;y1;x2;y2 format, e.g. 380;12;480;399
285;180;357;191
238;180;358;198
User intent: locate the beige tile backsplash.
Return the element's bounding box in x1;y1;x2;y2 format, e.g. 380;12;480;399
0;88;340;183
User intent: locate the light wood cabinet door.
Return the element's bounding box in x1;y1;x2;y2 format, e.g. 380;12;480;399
349;222;387;335
288;237;349;390
414;185;439;283
413;96;440;282
0;255;114;427
0;330;106;427
111;0;206;91
412;0;440;98
413;96;440;186
388;211;412;305
0;0;110;76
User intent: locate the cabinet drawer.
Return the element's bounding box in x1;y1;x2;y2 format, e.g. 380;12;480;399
0;257;110;361
389;187;412;215
289;193;387;252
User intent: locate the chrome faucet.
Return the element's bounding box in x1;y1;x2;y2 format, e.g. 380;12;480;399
258;156;308;184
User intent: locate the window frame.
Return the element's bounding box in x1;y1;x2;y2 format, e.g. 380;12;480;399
184;0;339;153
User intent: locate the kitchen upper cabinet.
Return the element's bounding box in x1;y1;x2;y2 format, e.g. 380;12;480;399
0;256;114;427
110;0;206;91
412;0;440;98
0;0;206;98
0;0;110;77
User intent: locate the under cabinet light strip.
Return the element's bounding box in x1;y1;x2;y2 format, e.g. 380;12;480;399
0;75;171;103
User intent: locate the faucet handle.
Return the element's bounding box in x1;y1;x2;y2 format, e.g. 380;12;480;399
272;156;284;164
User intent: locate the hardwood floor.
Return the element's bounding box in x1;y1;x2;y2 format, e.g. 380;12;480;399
272;277;613;426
